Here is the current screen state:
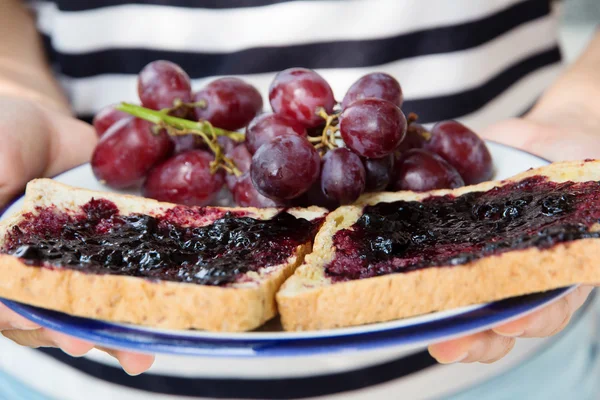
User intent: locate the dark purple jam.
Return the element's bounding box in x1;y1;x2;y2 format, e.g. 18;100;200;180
2;199;321;286
328;177;600;281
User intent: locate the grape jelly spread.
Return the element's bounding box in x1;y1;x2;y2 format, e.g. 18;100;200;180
1;199;320;286
327;177;600;281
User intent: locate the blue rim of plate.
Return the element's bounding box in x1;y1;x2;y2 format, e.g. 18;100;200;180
0;141;576;357
0;287;575;357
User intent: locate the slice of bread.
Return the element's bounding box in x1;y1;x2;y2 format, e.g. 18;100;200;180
277;160;600;331
0;179;326;332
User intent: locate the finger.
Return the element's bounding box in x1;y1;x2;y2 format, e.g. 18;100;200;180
429;331;515;364
0;97;96;206
0;303;40;331
0;97;51;205
493;285;593;338
2;327;94;357
97;346;155;376
44;109;97;177
477;117;600;161
477;118;544;152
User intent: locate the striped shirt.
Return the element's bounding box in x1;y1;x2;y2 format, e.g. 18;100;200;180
32;0;562;129
1;1;573;399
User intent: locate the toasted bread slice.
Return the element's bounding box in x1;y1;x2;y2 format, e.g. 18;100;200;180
0;179;326;332
277;160;600;331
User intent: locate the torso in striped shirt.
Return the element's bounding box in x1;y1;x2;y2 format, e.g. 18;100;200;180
32;0;562;129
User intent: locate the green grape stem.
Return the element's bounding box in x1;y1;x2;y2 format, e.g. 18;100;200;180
308;107;341;151
406;112;432;141
116;102;244;176
116;103;245;142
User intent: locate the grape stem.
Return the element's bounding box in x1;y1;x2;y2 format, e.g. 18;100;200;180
407;112;432;141
117;103;245;141
407;112;419;125
116;102;244;176
308;107;341;152
160;99;207;116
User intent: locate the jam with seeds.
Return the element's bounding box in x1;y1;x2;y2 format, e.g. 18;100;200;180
327;177;600;281
2;199;321;286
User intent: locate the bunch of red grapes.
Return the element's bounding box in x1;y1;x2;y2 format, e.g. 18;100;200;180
91;60;493;209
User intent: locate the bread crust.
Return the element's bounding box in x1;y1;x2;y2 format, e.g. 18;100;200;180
277;160;600;331
0;248;309;332
0;179;324;332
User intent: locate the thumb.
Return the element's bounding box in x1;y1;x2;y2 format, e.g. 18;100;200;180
477;118;547;154
44;108;97;177
0;97;96;206
478;117;600;162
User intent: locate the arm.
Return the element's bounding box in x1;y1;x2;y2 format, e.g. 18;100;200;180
0;0;70;112
0;0;97;204
0;0;153;375
429;30;600;364
482;30;600;162
529;29;600;130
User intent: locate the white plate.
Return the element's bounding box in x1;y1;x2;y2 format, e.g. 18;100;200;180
0;141;574;356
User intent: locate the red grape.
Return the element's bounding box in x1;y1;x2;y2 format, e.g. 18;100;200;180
194;78;263;131
340;98;407;158
231;173;285;208
425;120;493;185
172;135;237;162
138;60;192;111
251;135;320;200
142;150;224;206
341;72;403;109
364;154;394;192
269;68;335;128
91;118;173;189
390;149;464;192
172;133;237;155
217;136;237;154
321;148;366;204
93;104;129;138
396;123;430;153
245;113;307;154
225;144;252;190
294;178;340;210
171;135;207;154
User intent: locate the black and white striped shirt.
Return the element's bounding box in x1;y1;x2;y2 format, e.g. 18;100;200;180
4;1;566;399
32;0;562;129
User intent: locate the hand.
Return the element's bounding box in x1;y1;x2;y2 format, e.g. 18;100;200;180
428;106;600;364
429;285;594;363
0;303;154;375
0;95;155;375
0;95;96;204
